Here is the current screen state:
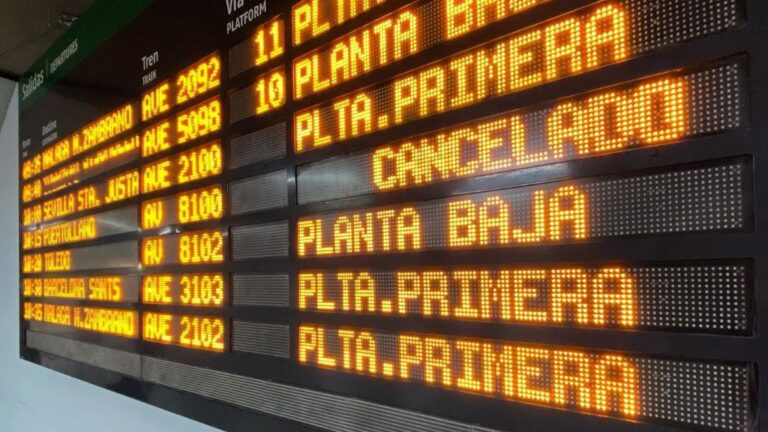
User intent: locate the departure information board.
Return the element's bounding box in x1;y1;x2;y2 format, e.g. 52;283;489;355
17;1;768;431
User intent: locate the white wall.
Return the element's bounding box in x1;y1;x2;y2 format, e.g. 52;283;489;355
0;77;14;128
0;84;219;432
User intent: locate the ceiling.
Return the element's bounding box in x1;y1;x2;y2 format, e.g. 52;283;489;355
0;0;96;80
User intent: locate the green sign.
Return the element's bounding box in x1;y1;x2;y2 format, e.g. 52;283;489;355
19;0;153;111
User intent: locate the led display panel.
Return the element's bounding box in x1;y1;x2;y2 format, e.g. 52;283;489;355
17;0;767;431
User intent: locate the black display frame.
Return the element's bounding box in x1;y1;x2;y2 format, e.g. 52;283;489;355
17;0;768;431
